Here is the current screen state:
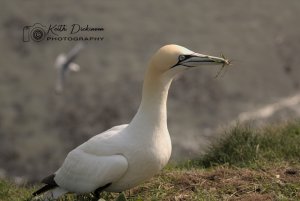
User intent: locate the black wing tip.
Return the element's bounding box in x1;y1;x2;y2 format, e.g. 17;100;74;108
32;174;58;196
41;174;57;185
32;184;56;196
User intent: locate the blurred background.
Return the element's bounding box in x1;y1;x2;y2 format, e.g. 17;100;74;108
0;0;300;183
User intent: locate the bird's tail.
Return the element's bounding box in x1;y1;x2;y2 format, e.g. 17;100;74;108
32;187;68;200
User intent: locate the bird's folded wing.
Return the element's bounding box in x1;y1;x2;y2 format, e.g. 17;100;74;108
54;149;128;193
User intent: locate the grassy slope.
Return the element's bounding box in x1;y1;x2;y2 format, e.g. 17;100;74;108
1;121;300;201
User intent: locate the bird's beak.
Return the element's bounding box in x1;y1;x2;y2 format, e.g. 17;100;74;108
178;53;230;68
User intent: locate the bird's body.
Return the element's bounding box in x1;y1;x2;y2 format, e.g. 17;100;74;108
55;123;171;193
33;44;229;200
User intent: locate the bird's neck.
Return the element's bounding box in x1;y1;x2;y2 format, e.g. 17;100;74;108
131;67;173;131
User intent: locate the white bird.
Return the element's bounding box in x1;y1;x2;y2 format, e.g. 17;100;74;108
55;42;85;93
33;44;229;200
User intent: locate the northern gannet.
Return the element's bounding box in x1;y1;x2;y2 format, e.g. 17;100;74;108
33;44;229;200
55;42;85;93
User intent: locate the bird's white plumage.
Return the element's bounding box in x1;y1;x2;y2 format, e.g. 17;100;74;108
54;125;129;193
54;118;171;193
55;151;128;193
35;44;228;200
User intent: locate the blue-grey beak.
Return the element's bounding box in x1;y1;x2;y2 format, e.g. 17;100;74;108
173;53;230;68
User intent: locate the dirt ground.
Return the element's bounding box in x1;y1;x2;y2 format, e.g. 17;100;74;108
129;164;300;200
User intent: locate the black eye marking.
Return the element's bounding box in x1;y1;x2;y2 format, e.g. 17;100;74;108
171;54;194;68
178;55;186;61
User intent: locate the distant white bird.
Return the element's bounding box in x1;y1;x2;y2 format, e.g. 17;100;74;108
33;44;229;200
54;42;85;93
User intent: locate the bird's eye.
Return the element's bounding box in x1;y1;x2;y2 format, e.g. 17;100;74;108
178;55;186;61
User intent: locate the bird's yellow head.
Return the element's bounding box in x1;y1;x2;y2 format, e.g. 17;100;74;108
148;44;230;79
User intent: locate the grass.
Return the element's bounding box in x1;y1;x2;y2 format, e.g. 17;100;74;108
184;121;300;168
0;179;32;201
1;121;300;201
